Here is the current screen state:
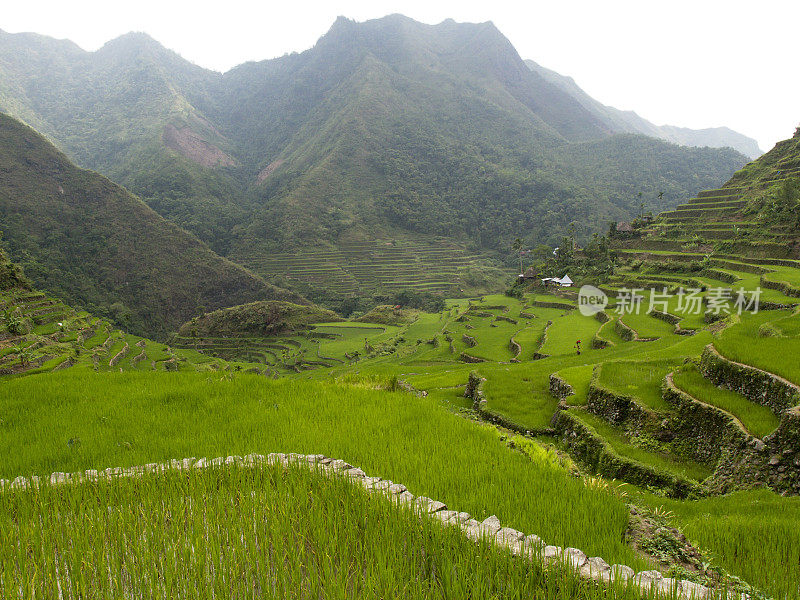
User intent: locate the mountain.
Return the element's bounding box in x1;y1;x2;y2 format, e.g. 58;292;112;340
0;113;303;338
0;17;749;300
608;125;800;265
525;59;763;159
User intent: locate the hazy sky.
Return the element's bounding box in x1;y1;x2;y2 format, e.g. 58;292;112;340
3;0;798;152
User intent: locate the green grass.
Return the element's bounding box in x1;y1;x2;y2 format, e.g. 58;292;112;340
557;365;594;406
596;316;628;346
539;312;601;356
597;361;674;412
671;364;780;438
0;463;638;599
0;369;646;569
316;324;394;357
714;310;800;386
647;489;800;600
573;410;712;482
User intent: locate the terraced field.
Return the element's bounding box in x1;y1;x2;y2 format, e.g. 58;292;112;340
233;237;504;296
5;281;800;597
0;289;236;377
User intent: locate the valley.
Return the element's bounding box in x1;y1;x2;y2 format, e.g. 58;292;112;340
0;10;798;600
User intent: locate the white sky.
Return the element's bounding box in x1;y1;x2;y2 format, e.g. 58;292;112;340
3;0;798;152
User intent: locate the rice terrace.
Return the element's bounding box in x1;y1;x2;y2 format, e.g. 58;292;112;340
1;3;799;599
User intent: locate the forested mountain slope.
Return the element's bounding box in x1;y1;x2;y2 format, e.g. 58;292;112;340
0;114;302;338
0;16;748;260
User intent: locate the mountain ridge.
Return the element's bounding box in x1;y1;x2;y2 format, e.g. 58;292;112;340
525;59;762;159
0;15;749;300
0;113;304;338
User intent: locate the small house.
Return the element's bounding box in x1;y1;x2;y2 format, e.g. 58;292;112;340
541;275;573;288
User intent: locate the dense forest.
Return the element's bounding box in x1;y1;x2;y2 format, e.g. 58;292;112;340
0;114;301;338
0;16;748;260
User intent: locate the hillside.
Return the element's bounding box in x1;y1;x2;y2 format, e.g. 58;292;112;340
0;17;747;302
525;59;763;159
0;113;302;338
0;245;265;376
611;125;800;260
178;301;341;338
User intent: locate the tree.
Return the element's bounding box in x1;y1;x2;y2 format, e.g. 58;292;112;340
511;238;524;274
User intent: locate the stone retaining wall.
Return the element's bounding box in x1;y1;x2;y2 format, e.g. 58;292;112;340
650;310;695;336
586;380;656;431
529;300;575;311
0;452;719;599
614;318;636;342
495;315;518;324
551;409;701;500
459;352;487;363
661;374;750;469
699;345;800;415
664;371;800;495
759;275;800;299
549;373;575;400
109;342;129;367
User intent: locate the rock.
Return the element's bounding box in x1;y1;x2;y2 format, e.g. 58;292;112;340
462;520;483;541
525;534;544;549
393;491;415;506
634;570;664;588
358;477;380;490
481;515;502;535
388;483;407;495
210;457;225;467
580;556;610;579
267;453;287;464
455;512;471;524
542;546;562;562
654;578;682;594
343;467;366;479
563;547;587;569
600;564;634;582
329;459;353;472
769;455;780;466
496;527;525;545
50;473;67;485
84;469;98;480
370;480;392;492
193;458;208;468
433;510;460;524
415;496;446;514
12;476;28;489
680;580;712;600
